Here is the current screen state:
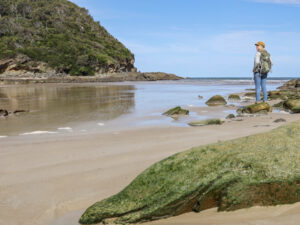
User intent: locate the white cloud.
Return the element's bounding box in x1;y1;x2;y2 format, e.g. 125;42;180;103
250;0;300;5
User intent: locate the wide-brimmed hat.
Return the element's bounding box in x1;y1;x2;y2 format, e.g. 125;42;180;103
255;41;265;48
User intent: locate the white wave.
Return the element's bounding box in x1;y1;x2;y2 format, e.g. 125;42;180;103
20;131;58;136
58;127;73;131
0;136;7;138
98;123;105;126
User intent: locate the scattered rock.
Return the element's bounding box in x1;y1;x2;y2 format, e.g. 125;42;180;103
188;119;223;126
163;106;189;117
0;109;8;117
274;118;286;123
198;95;203;99
283;99;300;113
240;102;272;114
226;114;235;119
13;110;29;114
205;95;227;106
228;94;241;101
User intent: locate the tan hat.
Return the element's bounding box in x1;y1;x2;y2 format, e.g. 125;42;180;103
255;41;265;48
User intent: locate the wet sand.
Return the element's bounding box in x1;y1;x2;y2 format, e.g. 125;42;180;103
1;109;300;225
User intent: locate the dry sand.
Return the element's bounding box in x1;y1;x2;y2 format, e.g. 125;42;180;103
1;111;300;225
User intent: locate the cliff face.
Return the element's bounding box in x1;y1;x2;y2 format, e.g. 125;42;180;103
0;0;136;76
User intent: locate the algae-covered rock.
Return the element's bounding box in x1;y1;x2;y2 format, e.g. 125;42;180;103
163;106;189;117
244;92;256;97
283;99;300;113
268;91;287;100
241;102;272;114
205;95;227;106
228;94;241;101
188;119;223;126
79;120;300;225
226;114;235;119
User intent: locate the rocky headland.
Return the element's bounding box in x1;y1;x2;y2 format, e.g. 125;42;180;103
0;0;181;82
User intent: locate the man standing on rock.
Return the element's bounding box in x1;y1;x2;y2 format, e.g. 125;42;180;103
253;41;273;103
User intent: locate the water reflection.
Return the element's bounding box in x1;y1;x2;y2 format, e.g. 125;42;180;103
0;84;135;135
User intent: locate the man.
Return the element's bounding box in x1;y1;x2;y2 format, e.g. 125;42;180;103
253;41;272;103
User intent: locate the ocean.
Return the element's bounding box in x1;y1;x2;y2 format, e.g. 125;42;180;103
0;77;294;136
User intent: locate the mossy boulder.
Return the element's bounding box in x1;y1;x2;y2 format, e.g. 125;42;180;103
241;102;272;114
228;94;241;101
268;91;287;100
163;106;189;117
283;99;300;113
79;120;300;225
188;119;223;126
205;95;227;106
226;114;235;119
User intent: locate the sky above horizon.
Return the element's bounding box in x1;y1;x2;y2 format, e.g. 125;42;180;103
70;0;300;77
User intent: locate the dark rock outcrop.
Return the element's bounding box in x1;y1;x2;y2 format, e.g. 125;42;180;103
0;109;8;117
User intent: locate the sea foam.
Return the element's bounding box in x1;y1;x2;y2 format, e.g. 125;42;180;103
20;131;58;136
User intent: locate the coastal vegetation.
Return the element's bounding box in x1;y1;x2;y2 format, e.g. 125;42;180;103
0;0;135;75
79;119;300;224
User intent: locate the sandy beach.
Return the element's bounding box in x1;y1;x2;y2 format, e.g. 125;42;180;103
1;107;300;225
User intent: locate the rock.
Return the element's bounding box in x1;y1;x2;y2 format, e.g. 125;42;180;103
188;119;223;126
241;102;272;114
163;106;189;117
198;95;203;99
283;99;300;113
79;120;300;225
226;114;235;119
244;92;256;97
268;91;285;100
205;95;227;106
278;79;297;90
274;118;286;123
13;110;29;114
228;94;241;101
296;79;300;88
0;109;8;117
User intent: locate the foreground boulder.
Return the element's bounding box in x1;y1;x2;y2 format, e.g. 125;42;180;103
188;119;223;126
205;95;227;106
240;102;272;114
163;106;189;117
79;120;300;225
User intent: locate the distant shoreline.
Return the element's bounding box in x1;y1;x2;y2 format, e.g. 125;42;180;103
0;72;182;84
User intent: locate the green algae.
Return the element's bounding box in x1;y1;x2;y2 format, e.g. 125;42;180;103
79;120;300;225
163;106;189;117
188;119;223;126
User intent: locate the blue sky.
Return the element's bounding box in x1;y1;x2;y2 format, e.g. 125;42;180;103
70;0;300;77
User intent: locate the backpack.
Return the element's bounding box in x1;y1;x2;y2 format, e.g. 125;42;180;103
260;50;272;75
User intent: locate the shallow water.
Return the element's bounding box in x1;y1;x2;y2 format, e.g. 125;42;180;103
0;79;285;136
